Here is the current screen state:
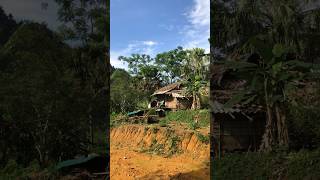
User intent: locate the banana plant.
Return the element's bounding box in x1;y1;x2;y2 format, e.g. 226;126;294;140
182;48;209;110
218;36;320;151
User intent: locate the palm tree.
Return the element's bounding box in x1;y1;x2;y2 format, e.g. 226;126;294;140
182;48;209;109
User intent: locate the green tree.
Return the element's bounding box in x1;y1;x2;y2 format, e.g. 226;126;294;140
110;69;142;113
55;0;109;147
155;46;186;83
183;48;209;109
119;54;162;94
0;23;90;166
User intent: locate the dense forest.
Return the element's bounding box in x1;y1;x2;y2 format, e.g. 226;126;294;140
0;0;109;178
211;0;320;179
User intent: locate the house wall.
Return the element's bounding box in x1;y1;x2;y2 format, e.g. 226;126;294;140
164;96;177;109
176;98;192;109
212;112;266;154
154;95;192;110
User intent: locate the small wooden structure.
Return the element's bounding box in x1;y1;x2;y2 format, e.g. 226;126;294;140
151;82;192;110
210;63;266;158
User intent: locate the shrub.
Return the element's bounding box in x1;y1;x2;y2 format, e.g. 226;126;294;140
213;149;320;180
162;109;210;129
196;132;210;144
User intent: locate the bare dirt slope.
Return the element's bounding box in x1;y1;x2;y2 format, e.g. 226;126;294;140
110;124;210;180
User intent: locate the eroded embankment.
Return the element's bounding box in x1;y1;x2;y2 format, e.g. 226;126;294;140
110;124;210;180
110;124;209;159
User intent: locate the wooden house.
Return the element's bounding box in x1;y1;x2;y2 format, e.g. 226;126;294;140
210;63;266;157
150;82;192;110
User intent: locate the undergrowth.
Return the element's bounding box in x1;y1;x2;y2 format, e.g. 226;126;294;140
139;129;181;157
0;160;59;179
212;149;320;180
162;109;209;129
195;132;210;144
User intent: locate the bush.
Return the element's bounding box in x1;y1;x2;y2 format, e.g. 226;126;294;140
287;104;320;149
213;149;320;180
0;159;58;179
162;109;210;128
110;113;128;127
159;119;167;127
196;132;210;144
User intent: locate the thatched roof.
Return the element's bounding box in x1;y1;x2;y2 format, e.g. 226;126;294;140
152;82;182;96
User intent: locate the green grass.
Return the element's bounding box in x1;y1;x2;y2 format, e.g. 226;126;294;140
143;127;150;135
213;149;320;180
159;119;167;127
138;127;182;157
168;135;181;156
195;132;210;144
151;127;159;134
110;113;128;127
139;137;166;155
0;160;59;179
162;109;210;129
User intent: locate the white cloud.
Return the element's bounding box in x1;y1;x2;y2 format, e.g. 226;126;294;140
188;0;210;27
143;41;158;46
110;40;159;69
181;0;210;53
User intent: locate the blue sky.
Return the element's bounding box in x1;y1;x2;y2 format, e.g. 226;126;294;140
111;0;210;69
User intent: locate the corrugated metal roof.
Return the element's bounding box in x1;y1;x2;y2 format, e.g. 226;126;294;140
210;101;241;114
210;101;264;115
56;154;100;170
152;82;181;96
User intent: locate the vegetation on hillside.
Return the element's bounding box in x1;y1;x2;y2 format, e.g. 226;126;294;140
213;149;320;180
0;0;109;178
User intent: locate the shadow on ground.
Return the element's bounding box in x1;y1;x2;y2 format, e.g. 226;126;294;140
137;167;210;180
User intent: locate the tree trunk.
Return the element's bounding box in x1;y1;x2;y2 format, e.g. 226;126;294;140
259;79;275;151
196;94;201;109
259;104;274;152
191;92;201;110
275;104;289;147
191;91;197;109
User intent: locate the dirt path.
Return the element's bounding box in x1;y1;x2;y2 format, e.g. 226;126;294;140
110;145;209;180
110;124;210;180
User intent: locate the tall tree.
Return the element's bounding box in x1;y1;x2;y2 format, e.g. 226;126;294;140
0;23;89;166
155;46;186;84
110;69;142;113
119;54;162;94
183;48;210;109
55;0;109;146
